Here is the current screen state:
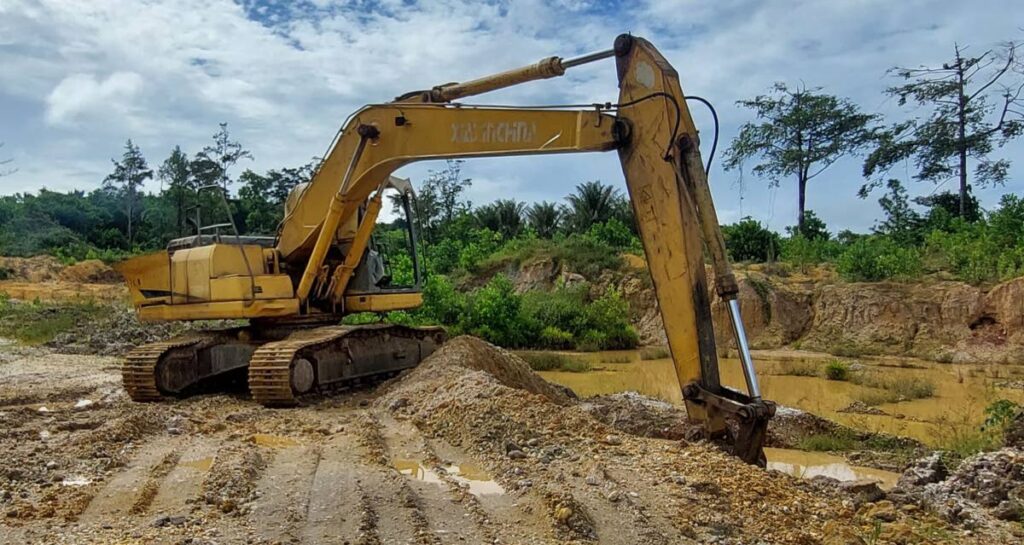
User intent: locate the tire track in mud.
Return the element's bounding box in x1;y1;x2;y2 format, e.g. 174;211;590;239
374;412;490;545
79;436;186;521
248;442;320;543
301;431;380;545
148;438;222;516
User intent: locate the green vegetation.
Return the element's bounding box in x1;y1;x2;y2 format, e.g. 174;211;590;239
519;352;591;373
798;432;857;452
934;400;1020;462
850;371;937;405
639;346;670;360
352;274;639;351
0;296;107;344
775;360;819;377
823;360;850;381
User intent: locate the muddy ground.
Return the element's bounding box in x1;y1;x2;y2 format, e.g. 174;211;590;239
2;337;1021;544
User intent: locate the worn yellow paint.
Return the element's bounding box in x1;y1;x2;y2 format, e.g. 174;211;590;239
137;298;299;321
615;37;725;431
344;292;423;313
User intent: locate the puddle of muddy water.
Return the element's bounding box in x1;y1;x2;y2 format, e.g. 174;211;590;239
537;350;1024;446
179;457;214;471
394;459;505;497
766;448;899;489
251;434;301;448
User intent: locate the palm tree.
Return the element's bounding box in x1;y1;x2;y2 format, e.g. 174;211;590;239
527;201;562;238
475;199;526;239
565;180;621;232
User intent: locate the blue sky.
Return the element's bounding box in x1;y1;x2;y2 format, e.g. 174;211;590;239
1;0;1021;233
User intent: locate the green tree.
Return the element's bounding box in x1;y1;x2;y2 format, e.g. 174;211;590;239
475;199;526;239
863;42;1024;216
191;123;253;192
724;83;877;233
527;201;562;238
402;160;472;244
104;139;152;248
564;181;623;232
873;180;924;245
721;217;780;262
785;210;830;240
158;146;193;236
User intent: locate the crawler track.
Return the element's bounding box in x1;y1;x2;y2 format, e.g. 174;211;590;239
122;337;204;402
122;324;445;407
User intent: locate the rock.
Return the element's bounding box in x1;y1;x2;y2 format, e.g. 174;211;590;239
896;452;947;488
507;450;527;460
526;438;540;448
606;490;622;503
839;479;885;505
864;500;898;522
553;505;573;522
602;434;622;446
44;461;57;470
584;474;600;486
387;398;409;411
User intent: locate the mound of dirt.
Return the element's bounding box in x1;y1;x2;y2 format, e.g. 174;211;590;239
579;391;692;440
380;335;572;406
0;256;63;283
58;260;121;284
376;336;959;544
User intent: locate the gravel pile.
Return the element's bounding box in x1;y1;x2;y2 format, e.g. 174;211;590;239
377;336;961;544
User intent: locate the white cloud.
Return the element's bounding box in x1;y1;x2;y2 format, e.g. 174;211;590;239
0;0;1022;232
45;71;144;125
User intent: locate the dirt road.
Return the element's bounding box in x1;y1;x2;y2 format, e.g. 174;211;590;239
0;338;986;544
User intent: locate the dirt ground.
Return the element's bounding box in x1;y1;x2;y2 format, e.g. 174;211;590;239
0;337;1011;545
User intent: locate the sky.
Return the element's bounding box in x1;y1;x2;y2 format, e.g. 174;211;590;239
0;0;1021;233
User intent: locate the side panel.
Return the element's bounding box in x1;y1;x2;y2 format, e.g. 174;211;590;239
614;37;724;431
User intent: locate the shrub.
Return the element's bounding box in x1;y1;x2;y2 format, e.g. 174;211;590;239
581;288;639;350
836;236;922;281
850;372;936;405
556;235;624;277
721;217;781;262
780;235;842;271
462;275;529;347
824;360;850;381
538;326;574;349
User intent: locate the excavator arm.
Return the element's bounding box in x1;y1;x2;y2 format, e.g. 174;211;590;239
277;34;774;464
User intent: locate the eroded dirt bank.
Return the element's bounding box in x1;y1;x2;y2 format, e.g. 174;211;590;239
490;255;1024;364
2;337;1020;544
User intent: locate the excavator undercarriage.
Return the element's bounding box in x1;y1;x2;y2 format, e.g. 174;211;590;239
124;323;445;406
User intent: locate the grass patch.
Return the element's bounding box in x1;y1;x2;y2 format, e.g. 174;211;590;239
824;360;850;381
776;360;818;377
639;346;670;360
830;342;868;358
0;298;108;345
797;432;857;452
520;352;592;373
850;371;937;405
600;354;632;364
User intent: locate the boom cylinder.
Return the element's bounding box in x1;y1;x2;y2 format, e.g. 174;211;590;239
430;48;615;102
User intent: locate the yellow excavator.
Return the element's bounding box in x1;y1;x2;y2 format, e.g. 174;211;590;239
117;35;775;464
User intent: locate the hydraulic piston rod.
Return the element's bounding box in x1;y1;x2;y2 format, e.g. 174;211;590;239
430;48;615;102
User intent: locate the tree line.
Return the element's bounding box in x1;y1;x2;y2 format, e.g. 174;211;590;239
0;39;1021;287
